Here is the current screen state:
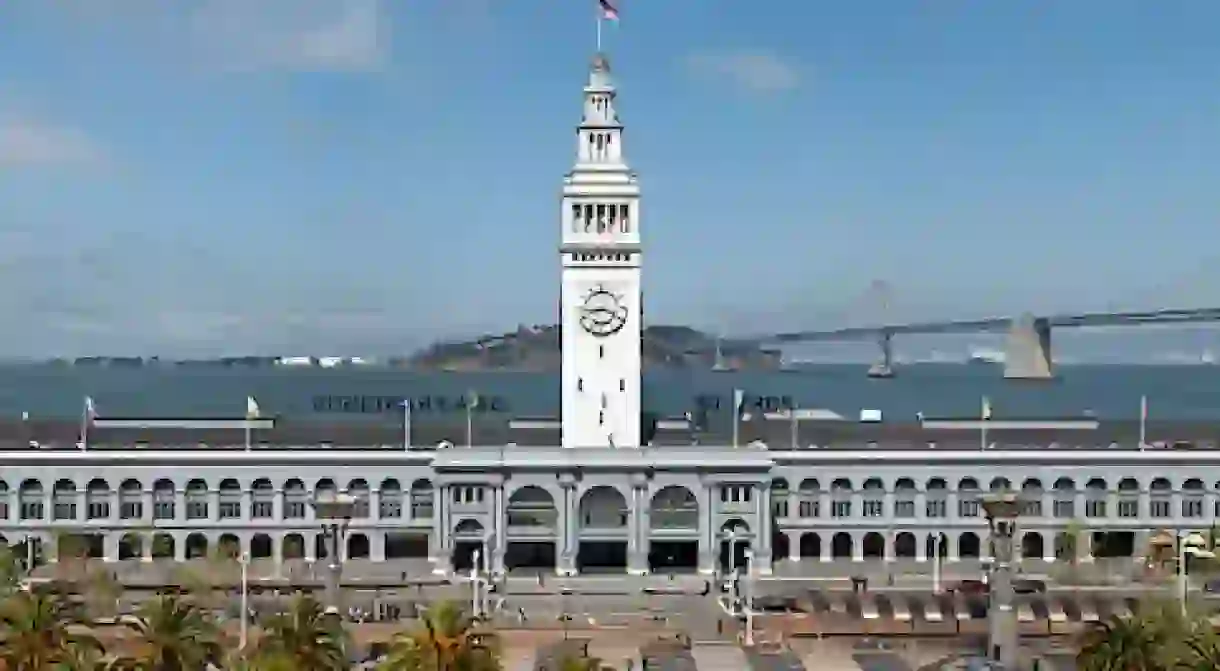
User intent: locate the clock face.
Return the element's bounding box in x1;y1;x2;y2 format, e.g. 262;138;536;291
579;286;628;337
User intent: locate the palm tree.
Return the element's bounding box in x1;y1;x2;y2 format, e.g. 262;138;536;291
123;593;222;670
378;600;499;671
224;649;299;671
253;593;348;671
1076;601;1199;671
556;654;611;671
0;546;22;596
54;640;108;671
0;590;97;671
1181;625;1220;671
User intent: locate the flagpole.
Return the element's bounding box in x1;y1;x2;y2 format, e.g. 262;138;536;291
980;396;989;450
80;400;89;452
596;11;602;52
403;399;413;451
466;391;475;449
245;396;259;452
732;389;743;449
1139;395;1147;450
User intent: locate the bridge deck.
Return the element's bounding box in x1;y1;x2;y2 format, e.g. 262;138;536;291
756;307;1220;343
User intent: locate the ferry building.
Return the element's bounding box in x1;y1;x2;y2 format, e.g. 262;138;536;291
1;52;1219;578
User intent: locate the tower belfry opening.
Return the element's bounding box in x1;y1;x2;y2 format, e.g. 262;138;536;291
560;52;642;449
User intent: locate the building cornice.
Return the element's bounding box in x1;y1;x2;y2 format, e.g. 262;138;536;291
0;445;1217;468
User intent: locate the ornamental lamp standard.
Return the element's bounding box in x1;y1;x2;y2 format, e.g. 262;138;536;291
742;547;756;646
312;493;358;614
1179;531;1213;615
982;492;1020;670
238;552;250;651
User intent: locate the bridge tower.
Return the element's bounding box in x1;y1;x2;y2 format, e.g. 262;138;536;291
560;52;642;449
1004;313;1054;379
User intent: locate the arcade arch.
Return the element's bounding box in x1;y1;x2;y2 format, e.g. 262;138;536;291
719;518;751;573
576;486;629;572
649;485;699;572
505;486;557;571
452;519;485;571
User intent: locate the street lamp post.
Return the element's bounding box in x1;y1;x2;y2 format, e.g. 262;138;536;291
470;549;482;617
312;493;357;614
727;530;739;577
1178;532;1214;616
932;533;945;595
982;493;1020;670
239;552;250;651
743;547;755;646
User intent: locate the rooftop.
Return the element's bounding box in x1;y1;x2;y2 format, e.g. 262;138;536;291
1;416;1215;452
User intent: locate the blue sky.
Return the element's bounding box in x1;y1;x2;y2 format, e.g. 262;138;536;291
0;0;1218;357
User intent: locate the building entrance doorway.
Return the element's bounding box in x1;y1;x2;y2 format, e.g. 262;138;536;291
453;541;483;572
649;540;698;572
719;539;752;573
577;541;628;572
506;541;556;571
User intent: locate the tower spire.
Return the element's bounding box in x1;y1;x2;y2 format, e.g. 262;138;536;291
576;53;625;166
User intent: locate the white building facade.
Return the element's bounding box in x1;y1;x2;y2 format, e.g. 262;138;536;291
0;447;1217;579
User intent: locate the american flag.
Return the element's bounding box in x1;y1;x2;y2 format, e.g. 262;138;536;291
599;0;619;21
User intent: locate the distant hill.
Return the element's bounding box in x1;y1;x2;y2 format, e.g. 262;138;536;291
408;324;782;371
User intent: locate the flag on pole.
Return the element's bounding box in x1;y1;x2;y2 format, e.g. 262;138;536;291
85;396;97;422
981;396;992;421
599;0;619;21
246;396;261;419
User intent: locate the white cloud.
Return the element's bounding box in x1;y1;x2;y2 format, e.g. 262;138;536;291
189;0;389;73
0;118;103;167
685;49;802;94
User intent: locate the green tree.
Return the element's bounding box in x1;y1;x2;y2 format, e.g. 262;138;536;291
123;593;222;671
1060;520;1084;565
378;600;499;671
555;654;611;671
0;590;97;670
1075;601;1220;671
253;593;348;671
0;545;23;595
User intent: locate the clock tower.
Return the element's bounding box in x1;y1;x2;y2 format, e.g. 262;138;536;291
561;53;641;449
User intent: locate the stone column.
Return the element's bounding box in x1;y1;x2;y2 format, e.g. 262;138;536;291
431;484;451;575
557;475;577;576
698;480;715;575
369;533;386;562
754;482;773;575
141;489;154;526
492;477;507;575
103;534;119;563
628;473;649;575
